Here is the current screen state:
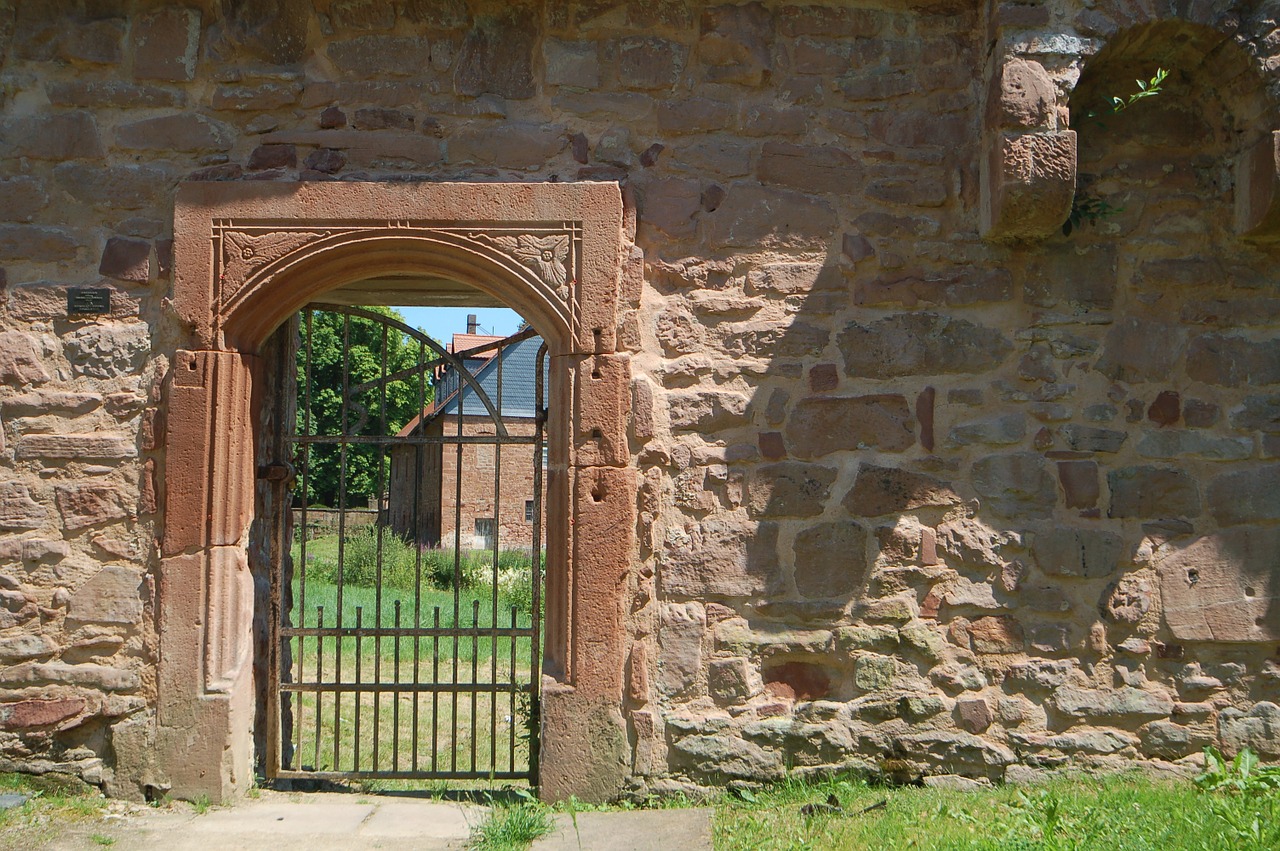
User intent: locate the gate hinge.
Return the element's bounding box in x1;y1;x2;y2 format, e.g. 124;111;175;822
257;462;295;485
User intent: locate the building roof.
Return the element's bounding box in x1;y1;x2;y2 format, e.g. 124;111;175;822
399;332;545;435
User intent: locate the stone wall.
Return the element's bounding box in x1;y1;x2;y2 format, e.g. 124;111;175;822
0;0;1279;800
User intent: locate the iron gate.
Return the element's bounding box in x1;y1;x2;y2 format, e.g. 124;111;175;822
265;304;545;782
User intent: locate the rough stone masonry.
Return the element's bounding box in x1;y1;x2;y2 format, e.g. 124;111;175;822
1;0;1280;802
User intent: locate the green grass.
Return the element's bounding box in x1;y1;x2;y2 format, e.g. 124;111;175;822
713;770;1280;851
0;772;107;851
469;801;555;850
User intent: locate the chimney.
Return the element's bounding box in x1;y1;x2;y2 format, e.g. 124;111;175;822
467;313;478;334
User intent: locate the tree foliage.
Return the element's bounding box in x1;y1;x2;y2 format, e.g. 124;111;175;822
296;307;432;507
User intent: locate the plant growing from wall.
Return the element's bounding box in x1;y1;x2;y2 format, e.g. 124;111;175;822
1064;68;1169;235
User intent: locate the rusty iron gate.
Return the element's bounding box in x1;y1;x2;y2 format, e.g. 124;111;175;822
264;304;545;782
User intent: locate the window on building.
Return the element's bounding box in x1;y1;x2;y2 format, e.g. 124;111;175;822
474;517;495;550
525;500;535;522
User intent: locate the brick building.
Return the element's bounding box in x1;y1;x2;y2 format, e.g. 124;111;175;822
387;323;546;550
0;0;1278;806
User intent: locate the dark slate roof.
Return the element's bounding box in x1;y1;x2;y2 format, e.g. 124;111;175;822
430;334;545;421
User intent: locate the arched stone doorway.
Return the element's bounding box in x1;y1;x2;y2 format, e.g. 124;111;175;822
158;182;632;802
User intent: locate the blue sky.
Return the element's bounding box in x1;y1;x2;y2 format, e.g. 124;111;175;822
395;306;523;344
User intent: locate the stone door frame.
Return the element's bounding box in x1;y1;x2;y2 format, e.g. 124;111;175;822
160;181;634;802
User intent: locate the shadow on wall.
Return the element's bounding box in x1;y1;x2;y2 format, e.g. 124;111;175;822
637;14;1280;787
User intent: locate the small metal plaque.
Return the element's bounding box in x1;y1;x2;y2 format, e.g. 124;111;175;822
67;287;111;315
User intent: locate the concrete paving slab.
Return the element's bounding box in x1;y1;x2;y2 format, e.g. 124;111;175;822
531;808;715;851
187;800;376;834
358;800;483;839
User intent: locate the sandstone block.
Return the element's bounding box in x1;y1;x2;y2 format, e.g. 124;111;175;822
454;10;537;98
758;142;860;195
1051;685;1173;720
0;483;47;531
68;566;143;625
133;7;201;81
53;163;168;210
1187;333;1280;387
956;696;993;732
671;733;783;780
544;38;600;88
0;176;48;221
65;324;150;379
1136;429;1252;461
708;658;753;704
1060;424;1127;453
792;521;868;599
637;177;702;238
1096;318;1185;384
843;464;959;517
981;131;1075;241
854;653;897;690
1157;526;1280;642
1108;466;1200;519
660;518;780;597
1057;460;1099;508
0;634;57;663
0;331;50;386
786;395;914;458
1;112;104;160
667;390;748;432
706;184;837;249
1026;245;1117;310
1032;527;1123;578
698;2;773;85
987;57;1056;130
658;602;705;697
1140;719;1210;759
948;413;1025;447
448;123;567;169
893;730;1015;770
966;615;1024;654
16;434;136;460
1231;395;1280;432
47;80;185;108
1218;702;1280;757
616;36;687;91
0;224;81;262
746;462;837;518
0;698;86;730
116;113;234;152
972;452;1056;519
55;483;129;530
98;236;151;281
0;661;139;692
1102;574;1154;624
839;313;1012;378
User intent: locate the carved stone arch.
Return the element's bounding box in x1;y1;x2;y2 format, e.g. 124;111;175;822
160;182;634;803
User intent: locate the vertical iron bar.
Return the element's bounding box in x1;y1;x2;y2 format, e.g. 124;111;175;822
451;358;463;774
314;605;324;771
509;606;517;773
490;340;503;774
372;321;389;773
353;606;363;772
471;598;480;772
393;599;402;772
295;311;315;768
530;344;547;779
411;339;425;773
431;606;440;773
333;314;351;772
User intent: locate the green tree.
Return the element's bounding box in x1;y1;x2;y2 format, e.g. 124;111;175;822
296;307;431;507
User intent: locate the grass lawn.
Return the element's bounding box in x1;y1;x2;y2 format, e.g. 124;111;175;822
712;770;1279;850
0;773;109;851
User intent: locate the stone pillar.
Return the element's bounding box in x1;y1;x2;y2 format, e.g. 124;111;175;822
980;54;1077;241
155;350;259;802
1236;131;1280;238
539;352;636;802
